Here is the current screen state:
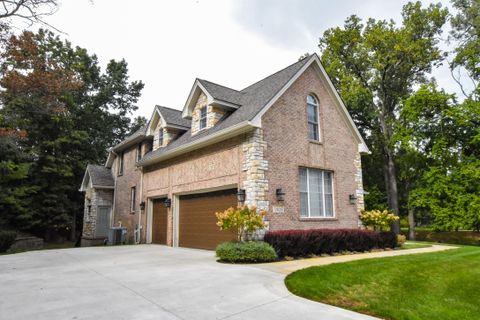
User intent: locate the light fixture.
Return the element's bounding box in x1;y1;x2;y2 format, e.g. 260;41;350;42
139;201;146;211
164;198;172;208
237;189;246;203
276;188;286;202
349;194;357;204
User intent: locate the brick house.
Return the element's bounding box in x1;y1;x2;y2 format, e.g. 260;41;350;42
80;54;369;249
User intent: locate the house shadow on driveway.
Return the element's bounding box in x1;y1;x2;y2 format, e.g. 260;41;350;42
0;245;377;320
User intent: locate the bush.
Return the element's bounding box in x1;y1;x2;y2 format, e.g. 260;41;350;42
216;205;266;241
397;234;407;246
360;210;399;231
0;230;17;253
264;229;397;258
216;241;277;263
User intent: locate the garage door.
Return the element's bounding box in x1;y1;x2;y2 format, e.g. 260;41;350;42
152;198;168;245
179;189;237;250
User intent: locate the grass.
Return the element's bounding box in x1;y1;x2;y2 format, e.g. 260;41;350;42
285;246;480;320
398;242;432;250
1;241;75;255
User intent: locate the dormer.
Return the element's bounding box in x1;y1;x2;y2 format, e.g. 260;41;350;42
146;106;190;151
182;79;243;135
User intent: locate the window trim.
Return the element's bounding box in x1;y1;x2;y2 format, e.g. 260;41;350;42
158;128;164;147
136;143;142;162
307;94;321;141
299;167;335;218
118;151;124;176
130;186;136;213
199;106;207;130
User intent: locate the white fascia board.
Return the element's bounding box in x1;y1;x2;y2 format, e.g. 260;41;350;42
139;121;257;167
182;80;214;118
251;54;370;154
79;169;90;191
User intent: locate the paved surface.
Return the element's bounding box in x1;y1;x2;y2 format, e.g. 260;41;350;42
254;244;457;274
1;245;379;320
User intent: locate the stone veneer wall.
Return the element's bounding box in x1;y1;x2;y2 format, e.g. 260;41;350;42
354;152;365;215
191;92;226;135
81;187;113;245
153;121;162;150
153;123;181;150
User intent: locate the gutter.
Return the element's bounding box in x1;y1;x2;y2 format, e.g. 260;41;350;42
138;120;257;167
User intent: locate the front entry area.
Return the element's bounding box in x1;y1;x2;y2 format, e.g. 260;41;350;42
178;189;238;250
152;198;168;245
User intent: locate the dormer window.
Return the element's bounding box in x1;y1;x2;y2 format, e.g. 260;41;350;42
158;128;164;147
199;106;207;130
307;95;320;141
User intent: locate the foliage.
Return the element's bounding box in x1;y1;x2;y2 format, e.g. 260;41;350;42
0;29;143;237
396;234;406;246
215;205;266;241
360;210;399;231
285;246;480;320
0;230;17;252
402;230;480;246
264;229;397;258
319;2;448;232
215;241;277;263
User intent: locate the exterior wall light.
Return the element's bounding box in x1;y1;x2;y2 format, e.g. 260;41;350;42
139;201;146;211
164;198;172;208
276;188;286;202
237;189;246;203
349;194;357;204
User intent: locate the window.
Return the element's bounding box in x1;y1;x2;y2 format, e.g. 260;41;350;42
130;186;136;213
199;106;207;130
118;151;124;176
307;95;320;140
136;144;142;162
299;167;334;217
158;128;164;147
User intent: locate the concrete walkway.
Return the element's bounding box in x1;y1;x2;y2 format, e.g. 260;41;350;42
0;244;455;320
253;244;457;274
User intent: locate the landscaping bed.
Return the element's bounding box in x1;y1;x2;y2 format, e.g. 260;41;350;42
285;246;480;320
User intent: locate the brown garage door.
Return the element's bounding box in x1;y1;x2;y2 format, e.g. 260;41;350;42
179;189;238;250
152;198;168;245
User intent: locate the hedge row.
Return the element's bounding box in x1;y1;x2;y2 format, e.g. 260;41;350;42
264;229;397;257
216;241;277;263
0;230;17;253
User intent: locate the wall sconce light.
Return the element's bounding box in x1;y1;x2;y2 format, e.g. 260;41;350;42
237;189;246;203
164;198;172;208
349;194;357;204
139;201;146;211
276;188;286;201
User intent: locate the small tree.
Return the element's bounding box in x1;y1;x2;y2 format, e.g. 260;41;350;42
215;205;266;241
360;210;399;231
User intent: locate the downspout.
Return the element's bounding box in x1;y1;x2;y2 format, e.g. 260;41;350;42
110;151;118;229
136;166;144;244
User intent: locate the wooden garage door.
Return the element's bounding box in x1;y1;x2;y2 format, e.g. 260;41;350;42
152;198;168;245
179;189;237;250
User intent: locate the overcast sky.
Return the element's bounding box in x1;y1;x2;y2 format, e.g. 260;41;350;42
33;0;458;119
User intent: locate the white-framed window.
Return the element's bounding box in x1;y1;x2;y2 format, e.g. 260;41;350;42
136;143;142;162
118;151;124;176
307;95;320;141
130;186;136;213
299;167;334;217
158;128;164;146
199;106;207;129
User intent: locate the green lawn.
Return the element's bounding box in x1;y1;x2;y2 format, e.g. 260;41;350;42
285;246;480;320
398;242;432;250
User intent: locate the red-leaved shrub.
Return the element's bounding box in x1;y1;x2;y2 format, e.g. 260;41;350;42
263;229;397;257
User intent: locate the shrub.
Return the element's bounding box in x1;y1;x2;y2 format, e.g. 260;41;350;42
216;241;277;263
0;230;17;253
264;229;397;258
397;234;407;246
216;205;266;241
360;210;399;231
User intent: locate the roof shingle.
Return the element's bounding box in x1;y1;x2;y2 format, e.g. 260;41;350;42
87;164;114;187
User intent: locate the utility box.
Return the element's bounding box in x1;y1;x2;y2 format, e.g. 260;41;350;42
108;227;127;245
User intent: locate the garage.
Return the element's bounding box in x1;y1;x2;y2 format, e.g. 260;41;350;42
152;198;168;245
179;189;237;250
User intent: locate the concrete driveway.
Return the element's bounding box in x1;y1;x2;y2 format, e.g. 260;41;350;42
0;245;376;320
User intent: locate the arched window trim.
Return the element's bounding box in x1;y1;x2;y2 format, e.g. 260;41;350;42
307;94;321;141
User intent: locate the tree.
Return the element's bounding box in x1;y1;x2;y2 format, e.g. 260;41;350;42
129;116;148;134
0;29;143;239
0;0;58;28
319;2;448;233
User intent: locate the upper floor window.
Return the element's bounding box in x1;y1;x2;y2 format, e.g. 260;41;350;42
118;151;124;176
158;128;164;147
299;167;334;218
307;95;320;141
199;106;207;130
136;144;142;162
130;186;136;213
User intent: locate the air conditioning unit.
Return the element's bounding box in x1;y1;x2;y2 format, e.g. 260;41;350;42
108;227;127;245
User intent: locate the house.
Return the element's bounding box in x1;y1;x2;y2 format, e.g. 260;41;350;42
79;54;369;249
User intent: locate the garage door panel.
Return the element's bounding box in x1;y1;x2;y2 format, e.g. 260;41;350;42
179;189;238;250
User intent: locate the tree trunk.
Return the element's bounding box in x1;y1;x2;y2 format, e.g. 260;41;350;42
386;149;401;234
408;207;416;240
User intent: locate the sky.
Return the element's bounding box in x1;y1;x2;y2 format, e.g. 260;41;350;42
26;0;459;119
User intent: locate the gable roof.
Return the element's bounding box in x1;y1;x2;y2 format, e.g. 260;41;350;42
80;164;114;191
139;54;369;167
156;106;191;129
111;126;147;152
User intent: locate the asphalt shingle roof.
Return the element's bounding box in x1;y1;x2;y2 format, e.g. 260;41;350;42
87;164;114;187
111;126;147;152
156;106;191;128
138;56;311;166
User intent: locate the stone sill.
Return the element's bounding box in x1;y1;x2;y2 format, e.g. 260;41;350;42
309;140;323;145
299;217;338;222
